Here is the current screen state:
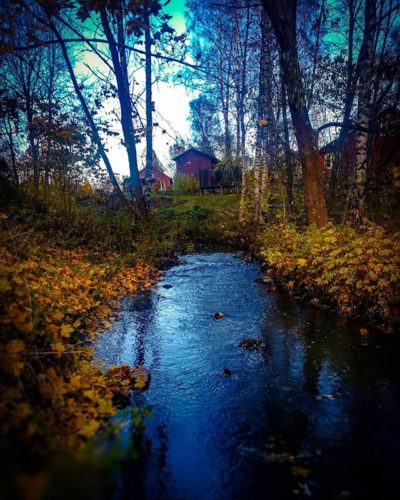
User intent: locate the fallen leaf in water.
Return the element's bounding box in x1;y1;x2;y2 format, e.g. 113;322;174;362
134;376;146;389
264;452;277;462
298;482;312;497
291;466;310;478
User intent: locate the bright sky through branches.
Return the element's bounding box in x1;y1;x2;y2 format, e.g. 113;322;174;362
122;0;189;177
85;0;190;179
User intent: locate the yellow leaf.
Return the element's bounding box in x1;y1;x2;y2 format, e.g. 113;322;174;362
79;419;100;438
70;375;81;388
134;376;146;389
258;118;268;126
60;324;74;337
53;311;64;321
51;342;65;353
0;278;11;292
6;339;25;355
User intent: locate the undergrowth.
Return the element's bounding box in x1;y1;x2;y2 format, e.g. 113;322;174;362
258;222;400;331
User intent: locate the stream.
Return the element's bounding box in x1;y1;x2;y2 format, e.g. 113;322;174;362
95;253;400;499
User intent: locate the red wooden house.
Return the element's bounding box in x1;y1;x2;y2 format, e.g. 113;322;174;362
122;152;173;192
320;108;400;178
138;165;173;191
172;148;218;186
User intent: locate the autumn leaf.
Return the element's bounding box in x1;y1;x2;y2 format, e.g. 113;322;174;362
51;342;65;353
6;339;25;355
134;376;146;389
60;324;74;337
79;420;100;438
290;466;310;478
53;311;64;321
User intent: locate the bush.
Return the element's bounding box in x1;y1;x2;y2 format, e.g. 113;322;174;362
259;222;400;330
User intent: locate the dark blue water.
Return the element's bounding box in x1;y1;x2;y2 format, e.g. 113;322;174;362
95;253;400;499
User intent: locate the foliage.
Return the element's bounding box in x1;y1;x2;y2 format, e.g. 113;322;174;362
259;222;400;331
172;174;200;194
2;183;138;255
0;215;158;456
189;95;222;155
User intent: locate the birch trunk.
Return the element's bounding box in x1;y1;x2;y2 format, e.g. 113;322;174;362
51;23;126;208
350;0;377;223
254;9;270;223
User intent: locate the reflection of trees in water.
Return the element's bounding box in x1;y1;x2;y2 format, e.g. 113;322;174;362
154;423;171;494
117;421;171;499
116;260;400;499
258;298;400;498
130;292;161;369
119;293;171;497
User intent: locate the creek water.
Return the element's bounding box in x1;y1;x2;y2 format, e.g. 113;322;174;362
95;253;400;499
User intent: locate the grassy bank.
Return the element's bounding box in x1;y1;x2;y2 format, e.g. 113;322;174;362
0;218;158;451
151;193;241;252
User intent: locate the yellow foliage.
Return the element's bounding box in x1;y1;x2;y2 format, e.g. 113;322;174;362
0;224;159;451
259;222;400;330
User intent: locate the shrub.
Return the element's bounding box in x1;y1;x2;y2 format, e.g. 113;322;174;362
259;222;400;330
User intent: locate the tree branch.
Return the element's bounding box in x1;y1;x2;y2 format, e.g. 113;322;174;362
9;37;204;71
317;121;383;134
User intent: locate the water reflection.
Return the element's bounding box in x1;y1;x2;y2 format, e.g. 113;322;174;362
95;253;400;499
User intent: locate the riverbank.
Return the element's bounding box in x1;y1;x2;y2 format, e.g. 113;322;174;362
2;194;399;459
0;220;159;455
256;222;400;333
2;191;400;495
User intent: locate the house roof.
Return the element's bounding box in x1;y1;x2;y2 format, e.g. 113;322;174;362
320;138;341;154
138;165;173;182
172;147;218;163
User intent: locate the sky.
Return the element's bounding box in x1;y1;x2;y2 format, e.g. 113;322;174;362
106;0;191;179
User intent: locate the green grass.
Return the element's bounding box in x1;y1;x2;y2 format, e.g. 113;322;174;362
150;193;241;251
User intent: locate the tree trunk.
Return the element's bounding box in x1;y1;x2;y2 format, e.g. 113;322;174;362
254;8;271;223
262;0;328;227
280;65;293;209
144;6;153;207
51;23;126;208
26;103;39;191
144;8;153;181
101;10;147;219
7;124;18;185
350;0;377;223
